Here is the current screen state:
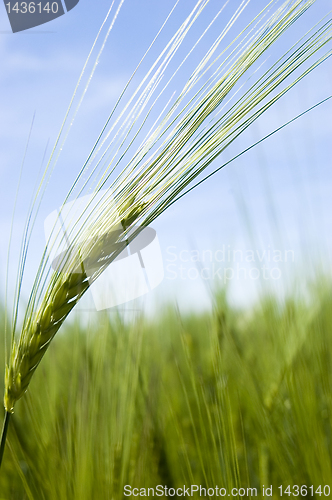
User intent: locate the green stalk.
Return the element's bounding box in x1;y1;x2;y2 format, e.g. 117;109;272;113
0;411;11;470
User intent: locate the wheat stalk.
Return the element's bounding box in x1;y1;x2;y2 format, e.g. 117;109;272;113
1;0;331;468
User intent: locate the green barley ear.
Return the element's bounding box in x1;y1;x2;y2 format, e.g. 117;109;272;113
4;269;89;413
120;196;148;230
1;0;332;469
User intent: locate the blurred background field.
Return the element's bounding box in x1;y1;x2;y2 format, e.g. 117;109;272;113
1;278;332;499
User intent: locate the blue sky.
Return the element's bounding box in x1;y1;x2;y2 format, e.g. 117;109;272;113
0;0;332;317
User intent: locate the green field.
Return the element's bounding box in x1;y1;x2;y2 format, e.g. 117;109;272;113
1;281;332;499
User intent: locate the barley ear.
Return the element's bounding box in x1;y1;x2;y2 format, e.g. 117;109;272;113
4;271;89;413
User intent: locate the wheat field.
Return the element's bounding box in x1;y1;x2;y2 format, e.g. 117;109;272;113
1;280;332;498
